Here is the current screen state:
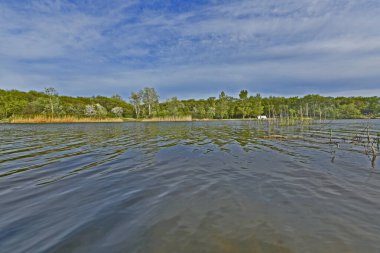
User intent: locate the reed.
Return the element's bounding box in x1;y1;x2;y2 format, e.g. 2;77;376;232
141;115;192;122
10;115;123;123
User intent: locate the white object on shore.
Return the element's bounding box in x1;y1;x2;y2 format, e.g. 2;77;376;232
257;115;267;119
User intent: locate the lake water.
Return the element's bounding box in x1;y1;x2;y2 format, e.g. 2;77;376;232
1;120;380;253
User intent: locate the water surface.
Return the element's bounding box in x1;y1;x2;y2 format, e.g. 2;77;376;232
1;120;380;252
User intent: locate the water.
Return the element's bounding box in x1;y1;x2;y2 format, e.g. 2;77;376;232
1;120;379;253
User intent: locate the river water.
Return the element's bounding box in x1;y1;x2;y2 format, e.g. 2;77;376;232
1;120;379;253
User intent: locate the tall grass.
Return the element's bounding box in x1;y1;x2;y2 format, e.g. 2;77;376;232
10;115;123;123
141;116;192;122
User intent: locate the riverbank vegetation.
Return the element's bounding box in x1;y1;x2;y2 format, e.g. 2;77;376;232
0;88;379;122
10;116;123;124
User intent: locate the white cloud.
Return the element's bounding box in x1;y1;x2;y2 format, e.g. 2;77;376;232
0;0;379;98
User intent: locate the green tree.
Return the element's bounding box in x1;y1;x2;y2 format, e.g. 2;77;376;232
44;87;60;117
238;90;250;118
249;93;264;117
338;104;361;119
95;104;108;118
129;91;143;118
217;91;229;119
165;97;184;116
142;87;159;117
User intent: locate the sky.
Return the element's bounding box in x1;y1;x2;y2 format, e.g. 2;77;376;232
0;0;380;100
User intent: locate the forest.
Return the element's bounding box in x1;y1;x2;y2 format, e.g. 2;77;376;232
0;87;379;121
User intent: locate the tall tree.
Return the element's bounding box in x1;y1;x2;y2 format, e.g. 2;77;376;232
250;93;264;117
217;91;229;119
129;91;143;118
44;87;59;117
142;87;159;117
166;97;184;116
238;90;250;118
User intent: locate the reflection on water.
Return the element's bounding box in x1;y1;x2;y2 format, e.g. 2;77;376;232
0;120;380;253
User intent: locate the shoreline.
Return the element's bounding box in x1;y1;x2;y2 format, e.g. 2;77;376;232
7;117;125;124
1;117;378;124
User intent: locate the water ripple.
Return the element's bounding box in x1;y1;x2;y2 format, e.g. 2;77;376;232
0;120;379;252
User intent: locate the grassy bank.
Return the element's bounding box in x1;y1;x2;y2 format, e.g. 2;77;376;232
4;116;377;124
10;116;123;123
141;116;192;122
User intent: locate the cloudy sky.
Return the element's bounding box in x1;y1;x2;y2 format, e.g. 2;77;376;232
1;0;379;99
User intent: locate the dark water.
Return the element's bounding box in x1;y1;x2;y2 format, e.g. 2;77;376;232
1;120;380;253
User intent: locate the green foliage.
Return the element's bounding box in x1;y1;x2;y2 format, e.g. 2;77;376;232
337;104;362;119
0;88;133;119
217;91;229;119
129;91;143;118
249;94;264;117
0;88;379;121
142;87;159;117
238;90;250;118
129;87;159;118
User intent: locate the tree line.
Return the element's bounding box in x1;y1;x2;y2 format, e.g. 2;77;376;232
0;88;134;119
0;88;379;120
129;88;379;120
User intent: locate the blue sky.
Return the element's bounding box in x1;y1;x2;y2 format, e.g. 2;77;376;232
1;0;380;100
